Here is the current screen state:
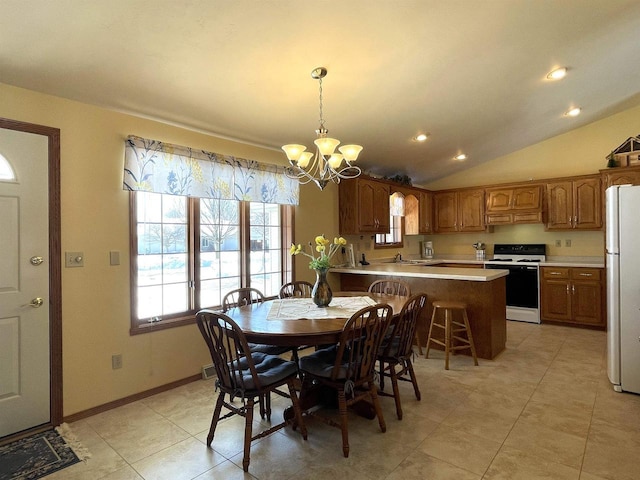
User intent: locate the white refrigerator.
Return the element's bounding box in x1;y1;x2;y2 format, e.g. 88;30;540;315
606;184;640;394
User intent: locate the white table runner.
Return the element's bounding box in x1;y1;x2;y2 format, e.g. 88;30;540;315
266;296;377;320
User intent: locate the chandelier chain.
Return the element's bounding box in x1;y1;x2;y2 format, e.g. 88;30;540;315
318;77;325;130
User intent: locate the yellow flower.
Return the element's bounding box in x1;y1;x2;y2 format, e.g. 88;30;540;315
315;235;329;246
290;234;349;269
289;243;302;255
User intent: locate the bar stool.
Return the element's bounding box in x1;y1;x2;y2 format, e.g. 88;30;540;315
425;300;478;370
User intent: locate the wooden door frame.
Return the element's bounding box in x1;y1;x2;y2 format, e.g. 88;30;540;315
0;117;62;440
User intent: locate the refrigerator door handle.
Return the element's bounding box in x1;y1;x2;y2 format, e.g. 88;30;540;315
607;252;621;386
606;186;620;254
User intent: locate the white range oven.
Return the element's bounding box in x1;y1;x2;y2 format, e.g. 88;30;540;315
485;243;546;324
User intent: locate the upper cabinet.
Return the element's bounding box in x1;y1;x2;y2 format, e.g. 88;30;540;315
485;184;543;225
546;175;602;230
339;177;390;235
434;188;485;233
419;191;433;234
601;165;640;188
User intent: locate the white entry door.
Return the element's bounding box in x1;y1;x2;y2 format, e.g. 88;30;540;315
0;127;51;437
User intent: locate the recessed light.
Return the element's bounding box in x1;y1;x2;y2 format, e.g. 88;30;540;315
564;107;581;117
454;153;467;161
414;133;429;142
547;67;567;80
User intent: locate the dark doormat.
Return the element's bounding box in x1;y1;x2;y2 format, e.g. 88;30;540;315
0;425;89;480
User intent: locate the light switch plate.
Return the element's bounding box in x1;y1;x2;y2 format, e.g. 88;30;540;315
65;251;84;267
109;251;120;266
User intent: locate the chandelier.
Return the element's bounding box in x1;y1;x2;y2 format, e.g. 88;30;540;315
282;67;362;190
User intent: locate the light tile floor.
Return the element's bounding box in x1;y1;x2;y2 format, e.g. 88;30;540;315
45;321;640;480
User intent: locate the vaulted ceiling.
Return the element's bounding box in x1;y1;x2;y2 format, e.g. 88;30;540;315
2;0;640;184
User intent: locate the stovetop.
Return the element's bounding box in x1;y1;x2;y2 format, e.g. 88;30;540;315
487;243;547;263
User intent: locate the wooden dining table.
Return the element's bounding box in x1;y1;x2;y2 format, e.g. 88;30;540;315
224;292;407;420
224;291;407;348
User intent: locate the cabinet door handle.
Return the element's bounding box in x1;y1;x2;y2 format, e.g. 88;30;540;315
579;273;593;277
572;284;575;294
574;215;577;225
550;272;561;275
566;284;570;293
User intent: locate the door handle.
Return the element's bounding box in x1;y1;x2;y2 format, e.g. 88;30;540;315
25;297;44;308
30;256;44;266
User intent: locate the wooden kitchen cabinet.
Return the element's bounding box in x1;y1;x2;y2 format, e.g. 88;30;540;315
338;177;390;234
419;191;433;234
540;266;604;327
601;165;640;188
434;188;485;233
485;184;543;225
545;175;602;230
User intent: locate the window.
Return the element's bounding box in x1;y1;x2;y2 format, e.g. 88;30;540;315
375;213;403;247
131;191;293;333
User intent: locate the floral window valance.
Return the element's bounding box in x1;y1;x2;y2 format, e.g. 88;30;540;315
123;135;299;205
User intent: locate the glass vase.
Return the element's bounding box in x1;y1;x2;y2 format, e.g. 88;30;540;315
312;267;332;307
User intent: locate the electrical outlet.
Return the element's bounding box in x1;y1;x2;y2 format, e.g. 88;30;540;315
565;239;572;247
112;354;123;369
555;240;561;247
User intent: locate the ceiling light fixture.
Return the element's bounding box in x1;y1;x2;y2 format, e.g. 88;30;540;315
454;153;467;161
414;133;429;142
564;107;581;117
546;67;568;80
282;67;362;190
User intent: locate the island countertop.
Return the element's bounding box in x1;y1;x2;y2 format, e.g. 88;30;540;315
335;264;507;359
331;263;509;281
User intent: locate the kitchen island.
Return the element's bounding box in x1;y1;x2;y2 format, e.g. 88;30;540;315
332;263;509;359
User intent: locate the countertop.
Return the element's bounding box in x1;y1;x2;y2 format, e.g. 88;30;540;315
332;255;604;280
331;263;509;282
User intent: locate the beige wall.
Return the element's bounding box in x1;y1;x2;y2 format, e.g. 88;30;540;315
0;82;334;415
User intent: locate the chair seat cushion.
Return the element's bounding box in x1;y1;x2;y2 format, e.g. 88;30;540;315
379;337;402;358
299;345;357;380
248;343;291;356
231;352;297;390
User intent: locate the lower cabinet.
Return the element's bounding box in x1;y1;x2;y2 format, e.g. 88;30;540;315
540;267;604;327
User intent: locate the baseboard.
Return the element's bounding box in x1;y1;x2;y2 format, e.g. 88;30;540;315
63;373;202;423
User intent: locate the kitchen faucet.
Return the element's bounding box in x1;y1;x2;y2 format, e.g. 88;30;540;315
394;252;402;262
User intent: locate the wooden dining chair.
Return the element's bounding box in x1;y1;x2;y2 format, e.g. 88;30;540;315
367;279;424;354
377;293;427;420
222;287;294;417
222;287;266;312
279;280;314;299
298;303;393;458
196;310;307;472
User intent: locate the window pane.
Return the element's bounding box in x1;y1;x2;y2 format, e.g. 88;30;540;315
138;254;162;286
162;195;187;223
138;224;163;254
200;279;221;309
137;192;162;223
163;254;187;283
138;285;162;318
163;283;188;315
200;252;217;280
163;224;187;253
201;198;240;252
219;251;240;278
